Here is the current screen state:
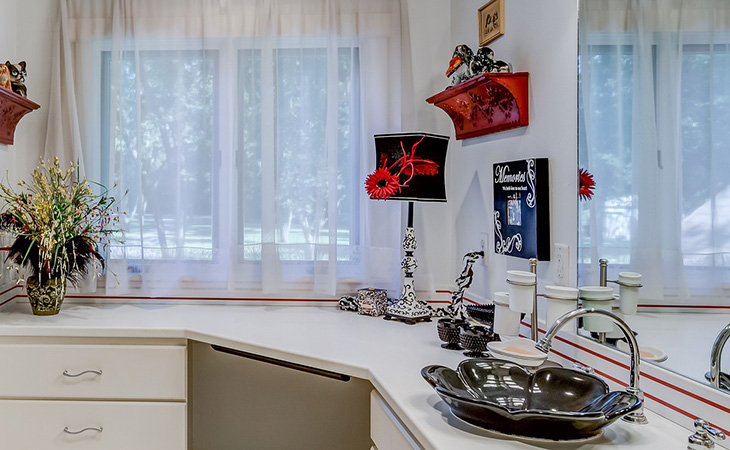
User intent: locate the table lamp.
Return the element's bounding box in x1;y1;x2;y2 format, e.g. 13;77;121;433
365;132;449;324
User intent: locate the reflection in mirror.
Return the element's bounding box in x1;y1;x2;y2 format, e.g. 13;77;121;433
708;324;730;391
577;0;730;391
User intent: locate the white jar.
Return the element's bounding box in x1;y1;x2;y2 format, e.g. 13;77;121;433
507;270;536;314
617;272;641;315
544;285;579;328
579;286;615;332
493;291;521;336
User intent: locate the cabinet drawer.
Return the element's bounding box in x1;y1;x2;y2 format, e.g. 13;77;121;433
0;399;186;449
371;390;421;450
0;344;186;400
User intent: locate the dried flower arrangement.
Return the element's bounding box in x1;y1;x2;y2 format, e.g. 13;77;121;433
0;158;122;313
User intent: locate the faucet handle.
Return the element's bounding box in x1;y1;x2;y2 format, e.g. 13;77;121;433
571;362;595;374
688;419;726;450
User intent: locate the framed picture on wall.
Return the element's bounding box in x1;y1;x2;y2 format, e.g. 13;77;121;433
478;0;505;46
493;158;550;260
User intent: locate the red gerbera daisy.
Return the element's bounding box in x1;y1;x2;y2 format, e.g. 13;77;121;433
365;165;401;200
579;168;596;201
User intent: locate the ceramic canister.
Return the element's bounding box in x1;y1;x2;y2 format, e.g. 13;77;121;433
493;291;521;336
357;288;387;317
544;285;579;328
507;270;536;314
617;272;641;315
579;286;615;332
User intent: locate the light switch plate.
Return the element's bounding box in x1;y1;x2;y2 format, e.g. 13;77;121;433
480;232;489;267
554;243;569;286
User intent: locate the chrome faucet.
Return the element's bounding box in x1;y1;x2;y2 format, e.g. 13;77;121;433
535;307;648;424
705;324;730;390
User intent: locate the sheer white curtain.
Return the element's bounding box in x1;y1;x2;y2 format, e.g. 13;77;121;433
45;0;411;297
579;0;730;304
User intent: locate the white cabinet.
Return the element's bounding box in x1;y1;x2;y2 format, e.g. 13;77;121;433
370;390;422;450
0;343;186;400
0;400;186;449
0;339;187;449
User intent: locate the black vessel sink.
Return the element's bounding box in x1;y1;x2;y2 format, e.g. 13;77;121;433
421;359;642;441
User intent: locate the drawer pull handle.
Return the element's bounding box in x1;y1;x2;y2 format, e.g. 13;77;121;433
63;427;103;435
62;369;103;378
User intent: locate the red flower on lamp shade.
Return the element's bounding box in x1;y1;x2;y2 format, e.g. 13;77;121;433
365;136;442;201
579;168;596;201
365;165;401;200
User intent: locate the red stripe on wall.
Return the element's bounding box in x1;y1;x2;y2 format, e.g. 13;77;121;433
0;284;19;297
522;321;730;420
639;304;730;309
551;348;730;435
641;372;730;415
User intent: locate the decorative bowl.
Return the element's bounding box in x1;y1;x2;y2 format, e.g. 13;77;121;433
437;318;467;350
421;359;642;441
458;324;495;357
465;303;494;327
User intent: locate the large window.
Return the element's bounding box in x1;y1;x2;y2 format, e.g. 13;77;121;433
237;47;361;262
103;50;218;262
49;0;408;296
101;42;363;284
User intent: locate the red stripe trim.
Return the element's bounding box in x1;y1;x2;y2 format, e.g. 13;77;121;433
15;294;458;305
0;284;19;297
521;320;631;371
639;304;730;309
550;348;730;435
522;321;730;419
550;348;628;387
643;392;730;436
19;294;342;302
436;290;480;305
641;371;730;415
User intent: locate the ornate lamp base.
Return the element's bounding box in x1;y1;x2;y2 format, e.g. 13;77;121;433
383;223;432;325
384;299;432;325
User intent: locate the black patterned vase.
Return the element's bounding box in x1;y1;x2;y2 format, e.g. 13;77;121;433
26;276;66;316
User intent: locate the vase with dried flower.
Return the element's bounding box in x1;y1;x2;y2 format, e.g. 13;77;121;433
0;158;122;315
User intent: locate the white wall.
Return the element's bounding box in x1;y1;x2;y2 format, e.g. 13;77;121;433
14;0;56;177
0;0;17;181
420;0;579;305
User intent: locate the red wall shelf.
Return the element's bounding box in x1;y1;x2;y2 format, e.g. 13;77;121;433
426;72;529;140
0;87;40;145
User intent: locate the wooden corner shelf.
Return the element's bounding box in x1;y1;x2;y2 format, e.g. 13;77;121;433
426;72;529;140
0;87;40;145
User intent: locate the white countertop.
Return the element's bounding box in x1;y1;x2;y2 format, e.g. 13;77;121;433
0;301;692;449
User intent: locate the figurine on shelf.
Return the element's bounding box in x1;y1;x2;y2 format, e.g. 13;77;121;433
445;44;514;88
469;46;495;76
5;61;27;97
446;44;474;87
0;65;11;91
492;60;511;73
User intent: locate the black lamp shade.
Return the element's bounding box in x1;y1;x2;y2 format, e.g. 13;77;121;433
372;132;449;202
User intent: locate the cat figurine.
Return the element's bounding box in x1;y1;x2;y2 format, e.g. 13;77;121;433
0;65;11;91
5;61;27;97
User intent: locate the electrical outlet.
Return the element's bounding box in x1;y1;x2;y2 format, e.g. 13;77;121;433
554;243;569;286
479;232;489;267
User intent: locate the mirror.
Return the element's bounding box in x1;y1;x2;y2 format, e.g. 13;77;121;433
577;0;730;393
